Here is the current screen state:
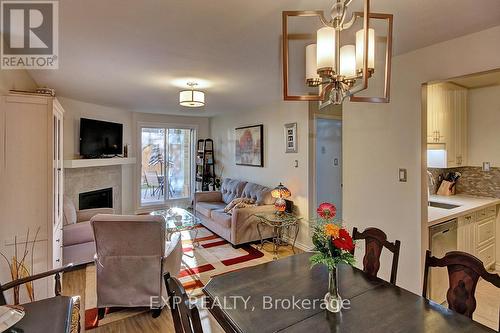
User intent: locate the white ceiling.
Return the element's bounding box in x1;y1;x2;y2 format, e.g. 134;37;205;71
29;0;500;116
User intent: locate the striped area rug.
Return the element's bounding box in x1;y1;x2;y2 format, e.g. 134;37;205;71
84;225;281;330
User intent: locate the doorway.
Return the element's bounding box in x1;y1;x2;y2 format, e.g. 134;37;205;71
314;117;343;218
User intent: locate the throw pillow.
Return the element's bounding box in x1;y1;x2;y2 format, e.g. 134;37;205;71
226;198;256;215
224;197;245;213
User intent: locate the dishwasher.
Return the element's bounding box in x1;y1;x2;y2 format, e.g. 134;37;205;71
429;219;458;304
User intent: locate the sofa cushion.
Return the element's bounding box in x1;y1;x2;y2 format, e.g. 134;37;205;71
63;221;94;246
195;202;226;218
221;178;247;204
210;209;232;229
241;182;274;205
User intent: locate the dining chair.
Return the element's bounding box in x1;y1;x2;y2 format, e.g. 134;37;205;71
423;250;500;331
350;227;401;285
0;263;81;332
164;272;204;333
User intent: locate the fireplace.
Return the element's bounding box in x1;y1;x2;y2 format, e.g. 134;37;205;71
79;188;113;210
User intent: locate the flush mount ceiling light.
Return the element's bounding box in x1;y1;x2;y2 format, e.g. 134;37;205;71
282;0;393;107
179;82;205;108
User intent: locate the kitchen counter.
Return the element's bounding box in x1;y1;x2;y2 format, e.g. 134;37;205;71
428;194;500;226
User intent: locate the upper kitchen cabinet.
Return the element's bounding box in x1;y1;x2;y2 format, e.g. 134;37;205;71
427;82;467;168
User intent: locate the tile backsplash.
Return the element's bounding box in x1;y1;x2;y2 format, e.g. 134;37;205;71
428;166;500;198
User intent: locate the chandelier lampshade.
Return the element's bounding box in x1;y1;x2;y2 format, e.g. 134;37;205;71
179;82;205;107
356;28;375;71
316;27;336;71
340;45;356;77
282;0;393;105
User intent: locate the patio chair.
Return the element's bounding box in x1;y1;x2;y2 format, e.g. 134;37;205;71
144;171;164;199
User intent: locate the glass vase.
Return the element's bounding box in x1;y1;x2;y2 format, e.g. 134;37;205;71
324;266;342;313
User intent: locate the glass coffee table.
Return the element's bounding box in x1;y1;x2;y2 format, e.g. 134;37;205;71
150;207;202;247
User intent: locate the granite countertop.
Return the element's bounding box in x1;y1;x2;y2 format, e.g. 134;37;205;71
428;194;500;227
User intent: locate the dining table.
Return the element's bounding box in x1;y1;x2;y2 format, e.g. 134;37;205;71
202;252;496;333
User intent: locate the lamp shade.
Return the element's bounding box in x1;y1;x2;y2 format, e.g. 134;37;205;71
355;28;375;71
305;44;320;82
316;26;335;70
179;89;205;107
339;44;356;77
271;183;291;199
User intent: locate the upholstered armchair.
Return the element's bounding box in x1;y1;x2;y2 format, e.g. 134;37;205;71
62;196;114;266
90;214;183;318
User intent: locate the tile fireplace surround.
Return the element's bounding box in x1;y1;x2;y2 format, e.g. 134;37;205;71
64;165;122;213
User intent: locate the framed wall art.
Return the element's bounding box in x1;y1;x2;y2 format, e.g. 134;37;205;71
284;122;297;153
235;124;263;167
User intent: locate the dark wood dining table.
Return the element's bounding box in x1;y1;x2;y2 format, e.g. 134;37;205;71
203;252;495;333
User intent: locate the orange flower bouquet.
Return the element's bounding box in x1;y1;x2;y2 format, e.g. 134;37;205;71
310;203;355;313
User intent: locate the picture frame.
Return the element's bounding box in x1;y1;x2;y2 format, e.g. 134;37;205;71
235;124;264;167
284;122;297;153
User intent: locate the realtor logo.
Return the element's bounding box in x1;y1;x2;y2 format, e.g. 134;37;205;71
1;0;58;69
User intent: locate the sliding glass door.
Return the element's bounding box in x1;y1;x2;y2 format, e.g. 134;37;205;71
140;126;194;206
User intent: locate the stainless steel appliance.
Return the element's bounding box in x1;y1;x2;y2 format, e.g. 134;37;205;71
429;219;458;304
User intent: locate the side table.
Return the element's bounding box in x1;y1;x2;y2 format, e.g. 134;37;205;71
254;213;300;260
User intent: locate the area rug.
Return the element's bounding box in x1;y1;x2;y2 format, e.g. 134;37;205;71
84;225;281;330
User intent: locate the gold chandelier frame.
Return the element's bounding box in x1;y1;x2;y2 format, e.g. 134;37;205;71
282;0;393;104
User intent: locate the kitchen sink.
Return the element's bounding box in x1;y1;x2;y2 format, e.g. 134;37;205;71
428;201;461;210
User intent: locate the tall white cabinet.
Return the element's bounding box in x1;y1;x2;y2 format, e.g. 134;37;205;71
0;93;64;301
427;82;468;168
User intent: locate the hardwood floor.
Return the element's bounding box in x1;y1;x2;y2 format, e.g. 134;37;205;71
474;270;500;330
62;245;299;332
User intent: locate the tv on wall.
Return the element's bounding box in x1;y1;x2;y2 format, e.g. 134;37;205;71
79;118;123;158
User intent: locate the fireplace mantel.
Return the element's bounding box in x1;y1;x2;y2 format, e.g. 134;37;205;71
64;157;136;169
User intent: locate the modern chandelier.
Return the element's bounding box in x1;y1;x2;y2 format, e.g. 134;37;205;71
179;82;205;108
282;0;393;107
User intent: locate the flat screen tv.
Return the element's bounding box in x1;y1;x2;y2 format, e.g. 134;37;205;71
80;118;123;158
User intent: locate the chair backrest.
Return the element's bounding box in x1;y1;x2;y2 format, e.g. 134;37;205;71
145;171;160;187
351;227;401;285
91;214;166;308
423;250;500;326
164;273;203;333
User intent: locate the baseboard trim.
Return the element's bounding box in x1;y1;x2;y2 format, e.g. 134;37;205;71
282;236;313;252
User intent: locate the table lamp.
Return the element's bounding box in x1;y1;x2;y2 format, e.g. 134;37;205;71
271;183;291;215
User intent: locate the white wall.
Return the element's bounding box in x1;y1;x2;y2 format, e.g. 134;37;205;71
0;69;37;94
343;25;500;294
59;97;210;213
468;85;500;167
210;102;311;248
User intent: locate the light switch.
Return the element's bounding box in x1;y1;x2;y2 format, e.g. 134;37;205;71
483;162;491;172
399;168;407;182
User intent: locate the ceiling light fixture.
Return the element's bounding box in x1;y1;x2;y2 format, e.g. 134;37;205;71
179;82;205;108
282;0;393;107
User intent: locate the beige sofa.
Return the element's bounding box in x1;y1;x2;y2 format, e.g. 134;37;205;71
194;178;276;245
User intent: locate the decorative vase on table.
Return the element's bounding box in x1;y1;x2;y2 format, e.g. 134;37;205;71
310;203;355;313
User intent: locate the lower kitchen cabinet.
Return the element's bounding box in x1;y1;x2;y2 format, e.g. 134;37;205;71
457;206;497;270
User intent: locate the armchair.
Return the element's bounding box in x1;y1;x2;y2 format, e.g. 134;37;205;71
62;197;114;266
0;264;80;333
90;214;182;319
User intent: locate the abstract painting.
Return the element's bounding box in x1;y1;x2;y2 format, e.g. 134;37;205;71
235;124;263;167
